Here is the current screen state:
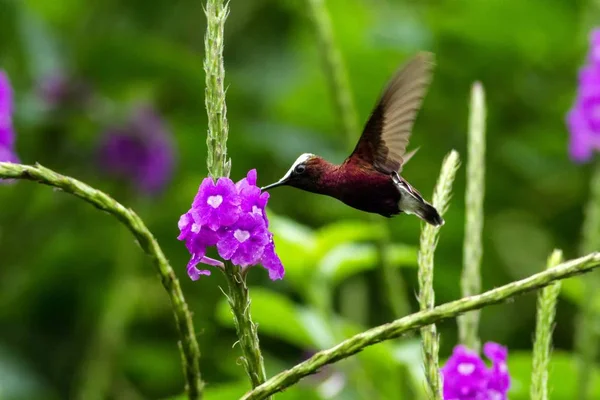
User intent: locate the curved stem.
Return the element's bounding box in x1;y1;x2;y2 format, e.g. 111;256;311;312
241;252;600;400
0;161;204;399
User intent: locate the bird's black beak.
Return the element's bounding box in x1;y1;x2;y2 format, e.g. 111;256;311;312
261;179;287;191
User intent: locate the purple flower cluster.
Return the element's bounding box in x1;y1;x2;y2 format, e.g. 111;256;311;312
567;28;600;162
441;342;510;400
98;106;174;194
178;169;284;281
39;73;91;110
0;71;19;166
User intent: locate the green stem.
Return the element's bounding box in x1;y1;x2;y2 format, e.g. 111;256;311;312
204;0;231;178
223;263;268;393
418;151;460;399
75;226;142;400
575;159;600;400
203;0;269;392
0;162;204;399
530;249;563;400
241;252;600;400
458;82;486;352
306;0;360;144
377;222;411;318
581;160;600;255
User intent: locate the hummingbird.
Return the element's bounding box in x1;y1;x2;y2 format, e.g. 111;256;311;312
261;52;443;226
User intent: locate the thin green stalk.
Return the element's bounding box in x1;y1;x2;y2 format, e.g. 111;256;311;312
418;150;460;399
581;159;600;255
203;0;268;392
0;162;203;399
377;224;411;317
223;263;268;390
575;159;600;400
204;0;231;179
530;249;563;400
241;251;600;400
75;226;142;400
458;82;486;352
306;0;360;143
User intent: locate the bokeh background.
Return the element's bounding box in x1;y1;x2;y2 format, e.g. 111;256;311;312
0;0;598;399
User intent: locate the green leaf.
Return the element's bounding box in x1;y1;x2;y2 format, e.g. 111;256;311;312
0;344;56;400
392;338;427;395
268;213;318;287
314;220;386;258
167;379;321;400
215;288;314;349
559;277;600;313
506;350;600;399
318;242;417;284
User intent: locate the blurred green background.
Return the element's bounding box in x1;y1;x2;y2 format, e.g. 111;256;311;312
0;0;598;399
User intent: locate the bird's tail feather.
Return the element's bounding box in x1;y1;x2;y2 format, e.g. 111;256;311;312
414;201;444;226
392;172;444;227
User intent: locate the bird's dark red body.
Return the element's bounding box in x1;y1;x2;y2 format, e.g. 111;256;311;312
292;157;402;217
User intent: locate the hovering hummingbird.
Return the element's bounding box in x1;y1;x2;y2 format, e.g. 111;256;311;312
261;52;443;226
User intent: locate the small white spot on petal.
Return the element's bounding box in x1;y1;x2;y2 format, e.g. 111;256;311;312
592;104;600;122
234;230;250;243
594;47;600;63
252;205;262;215
191;224;201;233
487;390;502;400
207;195;223;208
457;362;475;375
499;362;508;373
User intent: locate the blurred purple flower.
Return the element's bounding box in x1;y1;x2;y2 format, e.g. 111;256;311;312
0;71;19;173
440;342;510;400
178;169;284;281
98;106;175;194
38;73;91;109
301;350;346;398
567;28;600;163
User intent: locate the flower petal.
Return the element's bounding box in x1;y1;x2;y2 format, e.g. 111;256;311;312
261;242;285;280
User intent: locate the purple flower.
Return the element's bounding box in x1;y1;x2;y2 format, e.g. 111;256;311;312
237;169;271;226
0;71;19;175
566;29;600;163
178;169;284;280
589;29;600;65
260;241;285;280
440;342;510;400
192;177;241;230
38;73;91;109
483;343;510;396
98;105;175;194
217;213;269;266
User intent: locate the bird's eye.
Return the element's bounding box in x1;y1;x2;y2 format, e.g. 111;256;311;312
294;164;306;174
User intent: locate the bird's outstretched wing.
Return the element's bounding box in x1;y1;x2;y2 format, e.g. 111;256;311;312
348;52;435;173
